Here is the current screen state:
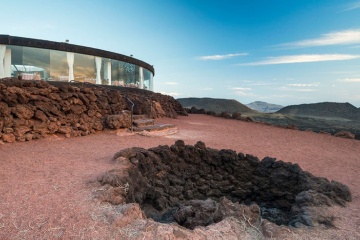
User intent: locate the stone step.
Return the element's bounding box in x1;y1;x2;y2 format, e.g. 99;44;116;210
132;115;147;120
133;123;176;132
133;118;155;127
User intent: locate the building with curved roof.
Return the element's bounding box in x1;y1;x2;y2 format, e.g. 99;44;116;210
0;35;154;90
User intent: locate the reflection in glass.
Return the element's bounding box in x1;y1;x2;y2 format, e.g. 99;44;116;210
95;57;102;84
23;47;50;80
4;44;153;89
124;62;135;85
143;69;151;90
50;50;68;81
74;53;95;83
101;58;111;85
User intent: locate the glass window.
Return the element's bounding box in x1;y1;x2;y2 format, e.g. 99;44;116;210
143;69;151;90
8;45;23;78
74;53;95;83
8;46;50;80
124;62;135;86
23;47;50;80
101;58;111;85
50;50;68;81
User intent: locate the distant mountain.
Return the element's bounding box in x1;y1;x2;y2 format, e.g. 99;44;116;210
246;101;284;113
277;102;360;121
177;97;256;114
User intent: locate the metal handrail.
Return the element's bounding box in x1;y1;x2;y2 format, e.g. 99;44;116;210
123;96;134;132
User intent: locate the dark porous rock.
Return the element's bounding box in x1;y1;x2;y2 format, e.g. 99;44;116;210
100;140;352;230
206;110;216;116
173;197;262;230
189;107;206;114
106;111;131;129
232;112;242;119
0;78;187;142
220;111;232;119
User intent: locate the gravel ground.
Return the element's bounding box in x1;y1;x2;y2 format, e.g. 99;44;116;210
0;114;359;239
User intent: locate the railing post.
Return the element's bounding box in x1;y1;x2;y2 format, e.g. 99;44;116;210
124;96;134;132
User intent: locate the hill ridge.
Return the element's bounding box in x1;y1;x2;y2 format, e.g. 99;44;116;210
246;101;284;113
277;102;360;121
177;97;256;114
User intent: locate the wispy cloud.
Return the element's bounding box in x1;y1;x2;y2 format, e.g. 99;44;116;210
159;91;181;96
164;82;178;85
342;1;360;11
249;82;280;86
280;87;318;92
240;54;360;66
286;82;320;87
337;78;360;82
232;87;252;91
231;87;255;96
199;53;248;60
278;29;360;48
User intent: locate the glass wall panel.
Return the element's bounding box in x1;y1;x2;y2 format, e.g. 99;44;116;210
9;46;23;65
8;46;50;80
134;65;140;88
124;62;135;86
50;50;68;81
143;69;151;90
8;45;23;78
6;43;154;89
74;53;95;83
23;47;50;80
149;74;153;91
111;60;122;86
101;58;111;85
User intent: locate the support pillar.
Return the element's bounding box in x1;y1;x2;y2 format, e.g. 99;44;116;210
4;48;12;77
139;67;144;89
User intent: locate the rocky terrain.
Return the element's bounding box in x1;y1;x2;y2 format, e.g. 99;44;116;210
180;97;360;140
246;101;284;113
249;112;360;140
98;140;351;231
0;78;187;143
1;114;360;239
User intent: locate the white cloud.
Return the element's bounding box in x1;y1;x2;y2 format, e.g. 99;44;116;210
280;87;318;92
231;87;252;91
231;87;255;96
164;82;178;85
279;29;360;48
337;78;360;82
159;92;181;97
293;89;318;92
240;54;360;66
199;53;248;60
286;82;320;87
343;1;360;11
249;82;280;86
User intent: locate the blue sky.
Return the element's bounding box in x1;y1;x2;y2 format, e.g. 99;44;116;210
2;0;360;107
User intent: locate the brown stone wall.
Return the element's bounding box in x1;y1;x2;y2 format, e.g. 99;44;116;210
0;78;187;143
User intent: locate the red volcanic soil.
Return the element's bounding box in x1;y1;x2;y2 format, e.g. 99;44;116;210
1;114;360;239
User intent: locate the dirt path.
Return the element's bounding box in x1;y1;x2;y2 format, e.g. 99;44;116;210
1;114;359;239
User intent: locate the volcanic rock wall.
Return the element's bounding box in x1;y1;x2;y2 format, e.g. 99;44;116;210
0;78;187;143
99;140;352;228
